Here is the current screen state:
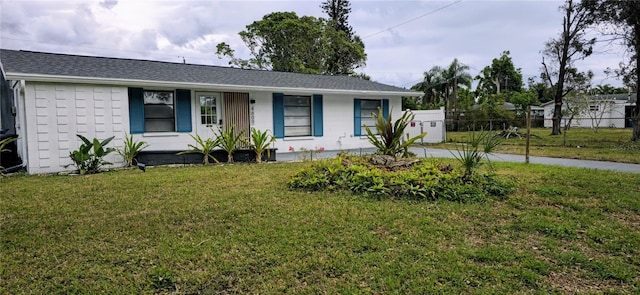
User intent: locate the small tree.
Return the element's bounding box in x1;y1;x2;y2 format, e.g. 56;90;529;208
364;108;426;158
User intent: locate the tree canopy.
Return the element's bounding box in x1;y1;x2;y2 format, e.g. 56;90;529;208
476;51;523;96
216;9;366;76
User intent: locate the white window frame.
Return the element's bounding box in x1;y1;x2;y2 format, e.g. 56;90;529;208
143;90;175;132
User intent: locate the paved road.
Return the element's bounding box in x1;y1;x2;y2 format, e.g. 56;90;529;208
277;147;640;174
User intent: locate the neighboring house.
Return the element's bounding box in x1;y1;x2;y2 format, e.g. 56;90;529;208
542;93;636;128
0;49;420;174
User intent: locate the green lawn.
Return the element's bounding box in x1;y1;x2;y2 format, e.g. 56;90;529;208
2;162;639;294
428;128;640;164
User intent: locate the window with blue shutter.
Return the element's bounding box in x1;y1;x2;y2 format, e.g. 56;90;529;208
354;99;387;136
175;89;192;132
312;94;323;137
273;93;285;138
128;87;145;134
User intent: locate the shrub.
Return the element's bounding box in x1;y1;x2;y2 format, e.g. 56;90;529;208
117;133;149;167
68;134;115;174
365;108;426;158
216;125;246;163
289;154;516;203
249;128;276;163
177;133;219;165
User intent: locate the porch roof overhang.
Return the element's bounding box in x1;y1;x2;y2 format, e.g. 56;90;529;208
6;72;423;97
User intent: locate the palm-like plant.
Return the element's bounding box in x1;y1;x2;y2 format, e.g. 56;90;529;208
249;128;276;163
412;66;445;109
0;136;18;175
364;108;426;158
118;133;149;167
216;125;247;163
442;58;472;118
177;133;219;165
451;131;503;179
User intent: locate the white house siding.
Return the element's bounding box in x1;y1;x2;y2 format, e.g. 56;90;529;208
250;92;402;153
23;82;128;174
543;101;627;128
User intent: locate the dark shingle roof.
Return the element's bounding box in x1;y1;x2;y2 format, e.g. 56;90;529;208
0;49;415;94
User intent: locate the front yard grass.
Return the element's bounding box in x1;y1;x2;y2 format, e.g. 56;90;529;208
2;162;639;293
429;128;640;164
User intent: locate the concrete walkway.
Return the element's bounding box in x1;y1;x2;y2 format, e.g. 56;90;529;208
277;147;640;174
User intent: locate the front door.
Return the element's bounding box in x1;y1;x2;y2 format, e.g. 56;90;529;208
196;92;222;139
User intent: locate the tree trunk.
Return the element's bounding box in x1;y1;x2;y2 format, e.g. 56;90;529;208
551;4;572;136
633;23;640;141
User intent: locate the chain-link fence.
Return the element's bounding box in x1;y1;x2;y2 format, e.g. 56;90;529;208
445;117;633;132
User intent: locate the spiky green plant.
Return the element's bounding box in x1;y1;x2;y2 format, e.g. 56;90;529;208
216;125;247;163
249;128;276;163
364;108;426;158
117;134;149;167
451;131;503;179
177;133;219;165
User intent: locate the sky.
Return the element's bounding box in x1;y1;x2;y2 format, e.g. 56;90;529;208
0;0;629;89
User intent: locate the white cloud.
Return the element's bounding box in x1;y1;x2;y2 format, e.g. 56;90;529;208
0;0;628;88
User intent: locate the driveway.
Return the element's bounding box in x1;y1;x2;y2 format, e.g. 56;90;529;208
277;147;640;174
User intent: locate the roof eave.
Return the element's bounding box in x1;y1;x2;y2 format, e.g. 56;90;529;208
5;72;421;97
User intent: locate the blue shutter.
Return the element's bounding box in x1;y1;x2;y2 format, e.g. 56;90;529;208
273;93;284;138
382;99;390;120
354;99;361;136
175;89;192;132
128;87;144;134
312;94;323;137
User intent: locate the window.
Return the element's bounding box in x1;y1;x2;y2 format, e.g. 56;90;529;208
283;95;312;137
272;93;323;138
354;99;388;136
589;105;600;112
199;94;218;125
359;100;382;135
144;90;175;132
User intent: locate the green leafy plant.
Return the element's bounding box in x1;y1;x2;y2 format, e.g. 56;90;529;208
216;125;246;163
451;131;503;179
249;128;276;163
288;153;516;203
364;108;426;158
117;134;149;167
68;134;115;174
0;136;18;175
177;133;219;165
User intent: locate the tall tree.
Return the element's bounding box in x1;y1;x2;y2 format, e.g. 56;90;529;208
582;0;640;141
411;66;445;109
442;58;473;122
321;0;353;36
216;11;365;75
476;51;523;97
321;0;366;75
541;0;595;135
